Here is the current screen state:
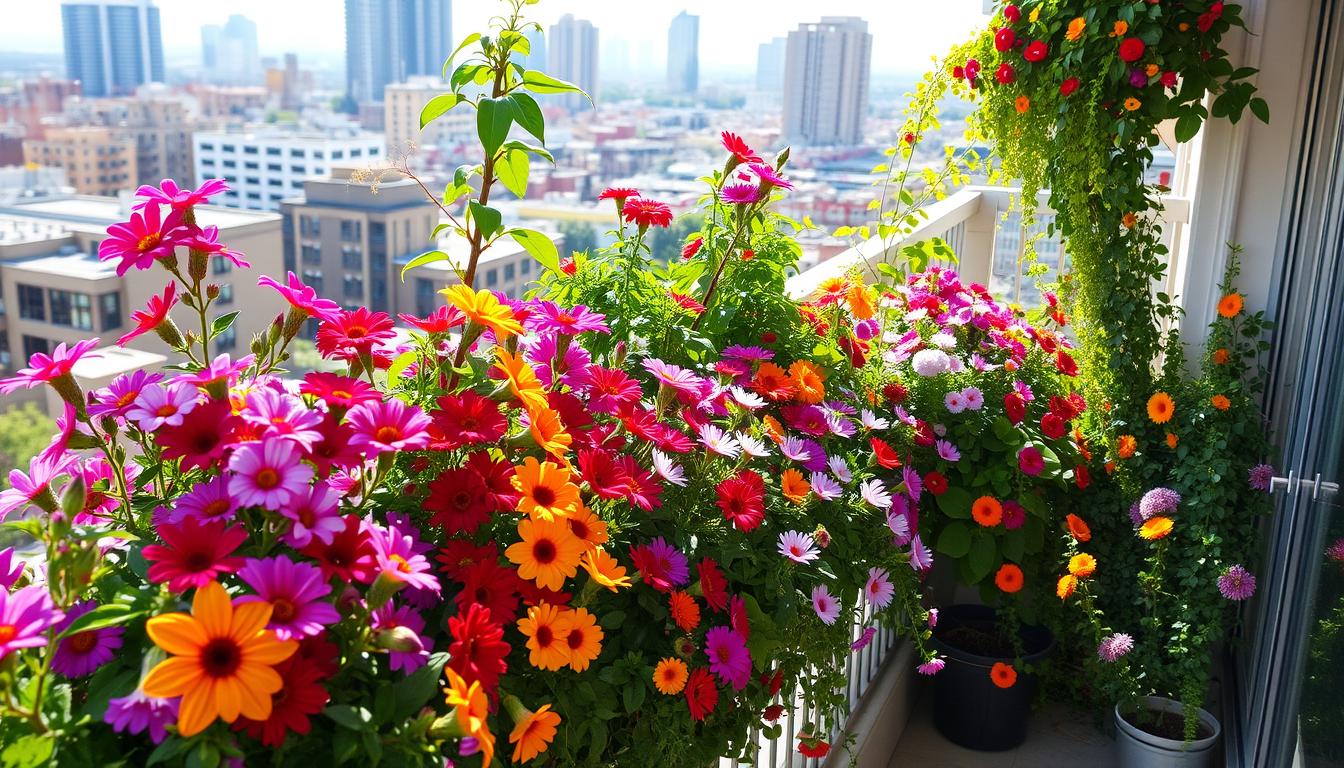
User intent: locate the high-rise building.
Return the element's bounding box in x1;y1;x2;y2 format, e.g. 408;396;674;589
55;94;201;186
782;17;872;146
345;0;453;105
193;127;385;212
666;12;699;95
201;15;260;85
756;37;787;94
548;15;598;111
60;0;164;98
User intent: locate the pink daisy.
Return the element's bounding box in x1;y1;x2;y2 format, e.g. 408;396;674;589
236;556;341;640
527;301;610;336
720;184;760;205
750;163;794;190
132;178;229;211
0;585;63;659
811;584;840;625
182;224;250;269
368;520;440;595
705;626;752;690
126;381;199;432
346;399;432;453
778;531;819;564
257;271;341;322
88;369;164;418
278;480;345;547
170;475;238;523
0;338;100;394
865;568;894;609
0;452;76;519
97;203;188;276
227;438;314;510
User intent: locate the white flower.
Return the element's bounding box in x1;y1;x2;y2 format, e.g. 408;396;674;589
652;450;687;487
828;456;852;483
698;424;741;458
860;409;890;430
736;432;771;458
860;479;892;509
930;332;957;350
729;386;767;409
911;349;951;377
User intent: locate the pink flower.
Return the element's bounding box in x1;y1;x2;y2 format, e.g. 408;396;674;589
170;475;238;523
227;438;314;510
705;626;752;690
89;370;163;418
777;530;819;564
811;584;840;625
643;358;706;397
257;271;341;322
126;381;199;431
278;481;344;547
183;225;250;269
370;602;430;673
142;517;246;591
1217;565;1257;601
0;453;76;519
720;131;763;164
917;658;945;675
0;338;100;394
864;568;894;608
1018;445;1045;476
368;520;440;595
852;626;878;650
526;302;610;336
133;178;229;211
181;353;252;389
936;439;961;462
720;184;760;205
117;283;178;347
346;399;432;453
750;163;793;191
1002;499;1026;530
97;204;188;276
0;586;63;659
241;388;324;449
236;556;341;640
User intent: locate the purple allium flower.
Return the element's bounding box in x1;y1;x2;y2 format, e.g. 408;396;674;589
1097;632;1135;662
1129;501;1144;526
778;531;819;564
720;183;760;205
864;567;894;608
936;439;961;462
51;600;123;677
917;658;946;675
852;626;878;650
227;438;314;511
811;585;841;625
1138;487;1182;521
0;585;63;659
1248;463;1274;492
1217;565;1257;601
810;472;842;501
705;626;752;690
105;689;179;744
370;602;430;673
911;349;951;377
237;556;341;640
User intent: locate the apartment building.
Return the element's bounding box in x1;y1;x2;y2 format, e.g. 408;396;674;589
384;77;473;160
193;128;384;212
22;126;138;196
59;95;200;185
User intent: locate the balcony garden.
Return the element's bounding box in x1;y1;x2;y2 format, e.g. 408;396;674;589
0;0;1291;767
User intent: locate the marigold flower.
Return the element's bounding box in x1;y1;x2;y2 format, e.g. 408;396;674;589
1213;347;1231;364
1147;392;1175;424
669;591;701;632
494;348;548;413
441;284;524;340
995;563;1024;593
990;662;1017;689
516;602;573;671
1056;574;1077;599
506;518;585;591
654;657;689;695
512;457;581;521
751;362;797;401
787;360;826;404
1111;20;1129;37
1116;434;1138;459
846;282;875;320
971;496;1003;527
1068;553;1097;578
1122;212;1138;228
561;606;604;672
1066;17;1086;41
1211;394;1231;411
1218;292;1244;318
1066;514;1092;542
1139;516;1175;541
445;667;495;765
780;469;811;504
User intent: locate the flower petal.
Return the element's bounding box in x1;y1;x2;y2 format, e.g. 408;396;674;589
228;601;272;643
192;581;233;638
176;681;218;737
141;656;203;698
239;634;297;667
145;614;207;657
236;671;275;720
213;676;242;723
236;661;284;696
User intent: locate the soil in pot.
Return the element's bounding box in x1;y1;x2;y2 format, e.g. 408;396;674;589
1121;708;1216;742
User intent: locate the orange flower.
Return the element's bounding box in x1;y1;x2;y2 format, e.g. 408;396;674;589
561;606;603;672
751;362;797;401
1211;394;1231;411
761;414;785;444
1145;64;1160;76
1056;574;1077;599
1111;20;1129;37
1213;348;1230;365
846;286;875;321
516;602;573;671
1122;212;1138;228
494;348;548;413
990;662;1018;689
654;658;689;695
995;564;1024;594
507;699;560;764
971;496;1003;527
527;406;573;461
669;591;701;632
1166;432;1179;448
1147;392;1175;424
1066;514;1092;542
506;517;585;591
1117;435;1137;459
445;667;496;765
566;503;609;551
580;548;631;592
813;276;852;305
1124;97;1142;112
1015;95;1031;113
512;457;581;521
1218;293;1244;318
1179;22;1190;31
788;360;827;404
781;469;810;504
1066;17;1086;41
1068;553;1097;578
1139;516;1174;541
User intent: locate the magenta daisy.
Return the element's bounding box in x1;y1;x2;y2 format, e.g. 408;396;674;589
0;452;75;519
1097;633;1135;662
0;549;23;589
227;438;314;510
182;224;250;268
368;520;441;595
1329;538;1344;564
88;370;164;418
51;600;124;677
0;585;63;659
527;301;610;336
181;352;252;389
0;338;100;395
346;399;432;453
721;345;773;362
241;388;324;449
704;626;752;690
864;568;895;609
917;658;946;675
581;366;643;414
143;517;246;591
104;689;179;744
811;584;840;625
720;183;760;205
630;538;690;592
642;358;705;397
1217;565;1257;601
132;177;229;210
168;476;237;524
236;555;341;640
279;481;345;547
300;372;380;411
749;163;794;190
126;381;199;432
97;203;188;275
257;271;342;322
852;626;878;650
778;531;819;564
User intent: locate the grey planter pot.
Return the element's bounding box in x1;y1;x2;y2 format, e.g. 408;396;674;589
1114;696;1221;768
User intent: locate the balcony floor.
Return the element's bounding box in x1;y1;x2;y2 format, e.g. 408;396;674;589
889;690;1117;768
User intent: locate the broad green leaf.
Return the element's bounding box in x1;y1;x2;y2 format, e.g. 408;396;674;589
508;92;545;144
477;97;513;158
210;311;239;340
56;603;143;639
386;350;417;381
419;93;463;129
390;652;449;722
934;486;973;520
967;532;997;584
324;704;375;731
469;201;503;240
1249;97;1269;123
400;250;451;280
935;521;971;558
496;147;530;198
504;139;554;164
522;69;586;97
509;228;559;274
441;33;481;79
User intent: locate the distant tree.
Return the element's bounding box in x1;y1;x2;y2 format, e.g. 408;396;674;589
559;220;599;256
648;217;700;265
0;403;53;486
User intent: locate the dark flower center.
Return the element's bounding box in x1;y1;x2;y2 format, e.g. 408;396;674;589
68;631;98;653
375;426;401;443
201;637;242;677
531;486;556;507
566;629;585;650
271;598;296;622
532;539;557;564
254;468;280;489
535;625;553;647
185;550;214;572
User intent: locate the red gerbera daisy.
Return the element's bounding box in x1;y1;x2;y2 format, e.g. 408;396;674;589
235;654;330;747
436;540;500;580
453;558;523;623
577;449;627;500
516;580;571;607
429;391;507;451
621;198;674;230
299;372;380;413
580;366;642;414
300;514;377;583
315;307;396;362
116;282;178;347
670;292;705;315
597;187;640;204
720;131;763;164
618;455;663;511
158;397;240;471
697;558;729;612
425;465;494;535
306;413;366;476
729;594;751;640
716;470;766;532
142;517;247;592
447;603;511;699
685;667;719;722
396;304;465;334
869;437;902;469
464;451;520;511
923;471;949;496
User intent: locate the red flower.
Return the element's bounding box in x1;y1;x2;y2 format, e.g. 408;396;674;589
1160;71;1178;88
1067;391;1087;415
870;437;902;469
681;237;704;260
301;514;378;583
720;131;763;164
1024;41;1048;62
1004;392;1027;425
598;187;640;204
912;420;936;447
577;448;628;500
994;28;1017;52
437;541;500;580
1118;37;1146;62
1060;77;1081;96
235;653;330;747
306;413;366;476
617;454;663;511
763;703;786;722
670;291;705;315
685;667;719;721
1041;413;1067;440
158;397;240;471
315;307;395;362
882;382;909;404
143;517;247;592
559;257;577;275
428;391;506;450
1074;464;1091;490
454;558;522;624
716;470;766;532
1002;4;1021;22
924;471;948;496
465;451;520;510
425;466;494;535
622;198;674;229
396;305;465;334
447;603;511;699
698;557;729;612
761;331;777;344
798;739;831;758
1049;395;1078;422
964;58;981;84
995;63;1017;84
300;372;380;412
117;282;178;347
1055;349;1078;376
729;594;751;640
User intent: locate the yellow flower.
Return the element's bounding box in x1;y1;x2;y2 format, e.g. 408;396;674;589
788;360;827;404
1124;97;1142;112
527;406;573;463
512;456;581;521
516;602;573;671
440;283;524;340
506;517;585;590
1028;7;1041;22
580;548;631;591
445;667;496;766
654;658;689;695
1139;516;1175;541
1068;553;1097;578
1056;574;1077;600
1066;17;1086;41
1111;20;1129;37
561;607;604;672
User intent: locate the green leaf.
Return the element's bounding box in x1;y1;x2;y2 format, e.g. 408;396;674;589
390;652;449;722
1249;97;1269;123
504;139;554;164
442;33;482;79
522;69;587;98
400;250;451;280
935;486;973;520
496;147;530;198
935;521;972;558
1174;112;1203;143
386;350;418;381
622;681;647;713
508;228;559;275
325;704;374;731
1;735;54;768
508;92;545;144
477;97;514;159
210;311;239;340
469;201;503;240
419;93;464;129
967;532;997;584
56;603;143;639
146;737;189;766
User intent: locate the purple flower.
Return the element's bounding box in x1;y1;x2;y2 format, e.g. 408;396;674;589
852;626;878;650
126;381;199;431
104;689;179;744
961;387;984;411
0;585;63;659
1138;487;1181;521
1002;500;1026;530
237;556;341;640
811;585;840;625
171;475;238;524
810;472;842;501
865;568;894;608
1217;565;1257;601
705;626;752;690
778;531;819;564
227;438;314;511
720;183;760;205
887;509;911;545
749;163;793;190
936;439;961;462
1328;538;1344;564
1248;463;1274;492
1129;68;1148;87
780;436;811;464
642;358;704;397
51;601;123;677
1097;633;1134;662
369;520;440;595
722;345;774;362
1129;501;1144;526
927;609;939;628
370;602;430;673
917;658;945;675
648;537;690;586
1013;380;1035;401
0;549;23;590
526;301;610;336
0;452;76;519
798;438;829;472
829;456;852;483
909;534;933;572
854;318;880;340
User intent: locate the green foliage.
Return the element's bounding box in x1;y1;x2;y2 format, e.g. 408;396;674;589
0;403;54;483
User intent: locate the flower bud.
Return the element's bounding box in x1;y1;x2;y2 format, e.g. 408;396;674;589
154;317;186;350
59;476;86;520
428;711;464;740
188;250;209;282
775;146;791;169
205;283;220;300
374;624;423;653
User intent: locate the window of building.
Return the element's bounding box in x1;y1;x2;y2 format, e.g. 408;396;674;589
341;247;362;270
342;274;363;299
245;176;259;185
266;147;281;156
223;160;236;169
99;292;121;331
217;283;234;304
267;163;281;172
244;161;258;170
0;334;9;369
351;148;363;157
290;148;303;158
521;258;532;276
290;164;305;173
21;335;48;361
302;269;323;293
222;144;236;153
216;325;237;350
340;220;361;241
246;192;260;200
202;159;216;168
332;150;344;160
485;268;498;288
17;284;44;321
504;263;516;282
48;289;92;330
415;278;436;316
268;178;283;187
313;150;324;159
200;142;215;151
213;256;232;275
300;215;321;237
243;146;258;155
301;244;321;265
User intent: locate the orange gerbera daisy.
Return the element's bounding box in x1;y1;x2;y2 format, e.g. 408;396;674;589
445;667;495;766
780;469;810;504
1066;17;1086;41
1124;97;1142;112
1166;432;1179;448
654;657;689;695
1147;392;1175;424
527;406;573;461
1117;435;1137;459
1066;514;1092;542
566;504;609;551
1212;347;1230;365
506;699;561;764
1211;394;1231;411
751;363;797;401
1056;574;1077;600
813;276;852;305
441;283;524;340
1218;292;1244;318
846;282;875;320
141;581;297;737
494;348;548;412
505;517;585;591
1068;553;1097;578
1139;516;1174;541
562;607;604;672
990;662;1018;689
512;457;581;521
788;360;827;404
580;548;631;591
761;415;785;444
669;591;701;632
995;563;1024;594
971;496;1003;527
1015;95;1031;113
516;602;573;671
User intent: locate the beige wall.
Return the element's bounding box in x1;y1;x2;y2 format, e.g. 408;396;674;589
24;127;138;196
384;84;473;159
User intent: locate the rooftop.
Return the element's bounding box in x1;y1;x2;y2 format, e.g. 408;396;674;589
0;215;71;246
5;251;117;280
0;196;281;233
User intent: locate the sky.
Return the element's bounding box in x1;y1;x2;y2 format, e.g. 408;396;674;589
8;0;988;76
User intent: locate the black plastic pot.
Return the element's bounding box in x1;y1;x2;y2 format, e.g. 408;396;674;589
929;603;1055;751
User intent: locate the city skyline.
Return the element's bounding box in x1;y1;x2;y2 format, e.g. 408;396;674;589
12;0;985;77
